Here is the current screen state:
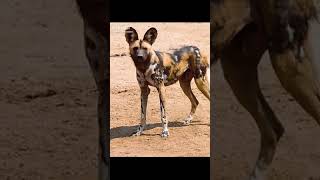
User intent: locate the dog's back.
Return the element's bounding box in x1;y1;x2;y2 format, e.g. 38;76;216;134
155;46;209;85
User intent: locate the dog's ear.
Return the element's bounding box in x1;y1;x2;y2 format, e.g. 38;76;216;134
143;27;157;45
125;27;138;44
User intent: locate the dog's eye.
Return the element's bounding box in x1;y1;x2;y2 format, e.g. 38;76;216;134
133;47;138;51
142;47;147;51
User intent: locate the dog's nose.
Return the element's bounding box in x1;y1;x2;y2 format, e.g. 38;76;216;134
137;50;144;57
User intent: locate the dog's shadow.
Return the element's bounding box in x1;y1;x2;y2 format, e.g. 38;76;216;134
110;120;209;140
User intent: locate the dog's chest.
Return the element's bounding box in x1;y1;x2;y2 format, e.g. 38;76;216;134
136;63;175;87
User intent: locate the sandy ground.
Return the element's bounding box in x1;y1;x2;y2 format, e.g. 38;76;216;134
0;0;100;179
212;21;320;179
110;23;210;157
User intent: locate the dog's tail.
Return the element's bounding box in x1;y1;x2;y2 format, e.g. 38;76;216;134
174;46;207;78
192;46;203;79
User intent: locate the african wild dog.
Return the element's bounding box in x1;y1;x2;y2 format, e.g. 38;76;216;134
125;27;210;138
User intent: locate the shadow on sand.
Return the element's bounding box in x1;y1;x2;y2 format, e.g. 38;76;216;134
110;120;209;140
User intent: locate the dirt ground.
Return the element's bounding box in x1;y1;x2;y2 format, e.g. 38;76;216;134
110;23;210;157
0;0;100;179
212;22;320;179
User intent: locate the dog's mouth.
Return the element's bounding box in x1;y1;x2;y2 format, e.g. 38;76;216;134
136;57;144;62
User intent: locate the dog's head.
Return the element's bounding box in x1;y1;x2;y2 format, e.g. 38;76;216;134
125;27;158;62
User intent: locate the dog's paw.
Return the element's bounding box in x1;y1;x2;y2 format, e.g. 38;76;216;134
183;115;193;125
131;125;144;136
131;131;142;136
161;130;170;138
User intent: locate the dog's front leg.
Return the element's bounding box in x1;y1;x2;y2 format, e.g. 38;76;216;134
133;85;150;136
157;84;169;138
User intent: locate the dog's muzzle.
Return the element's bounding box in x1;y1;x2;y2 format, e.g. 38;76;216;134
137;49;145;56
136;50;145;62
136;56;144;62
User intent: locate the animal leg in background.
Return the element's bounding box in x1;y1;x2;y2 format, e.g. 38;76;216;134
76;0;109;179
221;24;284;180
270;30;320;124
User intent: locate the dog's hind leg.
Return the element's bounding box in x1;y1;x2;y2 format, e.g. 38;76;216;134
220;24;284;180
270;30;320;124
179;70;199;125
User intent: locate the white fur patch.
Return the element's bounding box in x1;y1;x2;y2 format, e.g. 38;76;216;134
144;63;157;86
136;63;158;86
287;25;294;42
